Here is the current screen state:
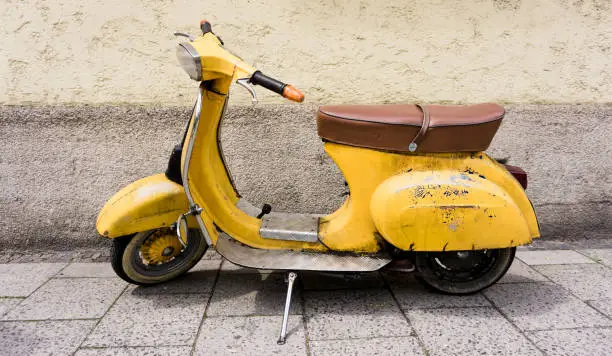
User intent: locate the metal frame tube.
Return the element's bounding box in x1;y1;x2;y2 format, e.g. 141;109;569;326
181;84;213;246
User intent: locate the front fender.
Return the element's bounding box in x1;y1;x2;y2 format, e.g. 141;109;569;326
96;173;189;238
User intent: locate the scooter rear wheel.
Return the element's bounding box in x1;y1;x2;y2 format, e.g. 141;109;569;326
110;227;208;285
415;247;515;295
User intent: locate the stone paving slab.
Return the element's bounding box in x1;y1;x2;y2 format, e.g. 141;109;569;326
3;278;126;321
0;320;96;355
83;291;207;347
534;263;612;300
588;299;612;318
385;274;491;309
300;271;384;290
128;260;221;295
499;259;549;283
0;298;22;317
304;289;412;340
0;247;611;355
484;282;611;331
526;327;612;356
194;315;307;355
517;250;595;265
0;263;67;297
57;263;116;278
407;307;542;356
207;272;302;316
309;336;425;356
579;248;612;267
75;346;192;356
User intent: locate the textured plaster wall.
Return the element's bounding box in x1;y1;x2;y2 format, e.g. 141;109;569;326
1;0;611;105
0;104;610;249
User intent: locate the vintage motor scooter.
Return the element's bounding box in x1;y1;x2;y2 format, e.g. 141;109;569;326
97;21;539;343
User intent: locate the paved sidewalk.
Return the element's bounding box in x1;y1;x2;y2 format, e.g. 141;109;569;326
1;248;610;356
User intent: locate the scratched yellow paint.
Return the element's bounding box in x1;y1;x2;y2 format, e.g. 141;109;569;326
320;143;539;252
96;174;190;238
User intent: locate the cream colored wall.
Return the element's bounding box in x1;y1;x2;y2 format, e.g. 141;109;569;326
1;0;610;105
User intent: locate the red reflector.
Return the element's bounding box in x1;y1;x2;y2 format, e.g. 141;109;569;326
503;164;528;189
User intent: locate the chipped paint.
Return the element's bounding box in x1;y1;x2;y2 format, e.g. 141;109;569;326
448;217;464;232
134;181;182;203
96;173;190;238
369;153;538;251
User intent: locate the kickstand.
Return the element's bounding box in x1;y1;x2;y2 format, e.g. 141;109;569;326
277;271;298;345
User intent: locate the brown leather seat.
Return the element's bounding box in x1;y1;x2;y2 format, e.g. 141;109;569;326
317;103;505;153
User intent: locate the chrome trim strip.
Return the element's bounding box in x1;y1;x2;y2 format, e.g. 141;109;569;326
182;85;213;246
260;212;319;242
216;232;391;271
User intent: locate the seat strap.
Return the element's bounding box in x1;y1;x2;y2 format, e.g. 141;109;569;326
409;104;431;152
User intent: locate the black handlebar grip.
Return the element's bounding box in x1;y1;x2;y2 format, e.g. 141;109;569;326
249;71;286;95
200;20;212;35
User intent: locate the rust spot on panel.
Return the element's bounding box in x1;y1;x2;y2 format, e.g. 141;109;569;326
373;232;385;244
478;174;486;179
448;221;460;232
414;186;432;199
444;189;470;197
406;168;413;173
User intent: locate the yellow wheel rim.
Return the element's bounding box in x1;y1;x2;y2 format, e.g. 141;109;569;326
139;229;184;265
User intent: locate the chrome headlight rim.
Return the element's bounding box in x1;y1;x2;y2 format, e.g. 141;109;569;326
176;42;202;81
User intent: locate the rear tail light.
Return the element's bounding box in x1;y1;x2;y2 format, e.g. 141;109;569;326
504;164;528;189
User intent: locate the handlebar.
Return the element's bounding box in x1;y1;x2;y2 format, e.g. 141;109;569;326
200;20;212;35
250;71;304;102
198;20;304;102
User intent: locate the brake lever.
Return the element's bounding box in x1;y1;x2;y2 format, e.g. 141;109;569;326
236;78;258;104
173;32;195;41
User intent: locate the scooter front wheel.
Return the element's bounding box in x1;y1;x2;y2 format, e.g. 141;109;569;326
415;247;515;295
110;227;208;285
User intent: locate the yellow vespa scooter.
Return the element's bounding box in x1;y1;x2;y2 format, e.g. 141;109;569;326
97;21;539;342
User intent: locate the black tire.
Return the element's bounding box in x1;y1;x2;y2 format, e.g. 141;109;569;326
110;228;208;285
415;247;515;295
110;234;134;284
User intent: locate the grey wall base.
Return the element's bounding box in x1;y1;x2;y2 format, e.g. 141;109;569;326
1;104;610;250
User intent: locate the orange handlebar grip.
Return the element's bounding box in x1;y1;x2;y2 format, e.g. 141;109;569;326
282;85;305;102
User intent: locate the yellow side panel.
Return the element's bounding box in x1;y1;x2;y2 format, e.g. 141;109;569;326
320;143;539;252
96;174;189;238
371;171;531;251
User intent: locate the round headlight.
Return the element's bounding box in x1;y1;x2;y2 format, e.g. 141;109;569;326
176;43;202;81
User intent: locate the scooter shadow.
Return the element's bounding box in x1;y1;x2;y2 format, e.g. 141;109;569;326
382;269;569;322
126;265;566;335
